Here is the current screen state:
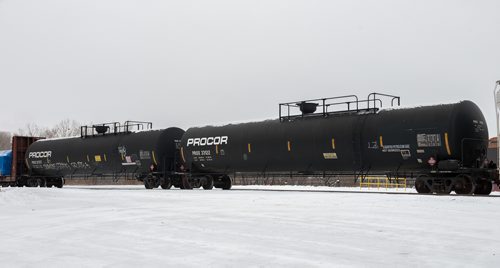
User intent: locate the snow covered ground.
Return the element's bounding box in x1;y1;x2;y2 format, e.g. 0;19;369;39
1;186;499;267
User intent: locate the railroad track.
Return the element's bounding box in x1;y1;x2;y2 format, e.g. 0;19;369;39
231;187;500;197
60;185;500;197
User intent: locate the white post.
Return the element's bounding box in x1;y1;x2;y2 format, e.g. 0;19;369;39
494;80;500;170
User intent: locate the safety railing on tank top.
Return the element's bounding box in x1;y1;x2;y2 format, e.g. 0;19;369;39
80;121;153;138
279;92;401;122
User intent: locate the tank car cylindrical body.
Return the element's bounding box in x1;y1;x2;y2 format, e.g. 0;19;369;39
181;101;493;193
26;127;184;184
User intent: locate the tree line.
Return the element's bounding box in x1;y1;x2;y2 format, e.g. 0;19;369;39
0;119;81;150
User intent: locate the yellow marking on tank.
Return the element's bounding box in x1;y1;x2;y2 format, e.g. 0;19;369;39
66;156;69;163
104;154;107;162
331;138;336;150
287;141;291;152
86;155;90;162
152;151;158;165
180;147;186;163
379;136;384;147
444;132;451;155
216;144;219;155
248;143;252;153
95;155;101;162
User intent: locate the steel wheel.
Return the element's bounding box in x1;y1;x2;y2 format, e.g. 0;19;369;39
221;175;232;190
181;175;193;190
38;179;46;188
153;178;160;188
28;178;39;187
474;179;492;195
437;178;453;195
202;175;214;190
415;175;431;194
55;178;64;188
160;177;172;189
454;174;475;195
144;176;154;189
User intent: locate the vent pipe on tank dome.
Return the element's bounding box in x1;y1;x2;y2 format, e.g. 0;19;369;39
494;80;500;171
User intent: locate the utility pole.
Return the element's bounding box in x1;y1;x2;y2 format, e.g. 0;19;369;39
494;80;500;170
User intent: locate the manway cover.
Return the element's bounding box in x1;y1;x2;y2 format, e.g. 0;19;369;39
0;150;12;176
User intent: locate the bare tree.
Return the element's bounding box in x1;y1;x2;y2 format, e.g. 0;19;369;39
17;123;50;137
0;131;12;150
16;120;81;138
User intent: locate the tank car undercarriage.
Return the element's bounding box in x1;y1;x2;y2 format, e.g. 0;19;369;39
139;168;498;195
141;173;232;190
15;176;64;188
415;169;498;195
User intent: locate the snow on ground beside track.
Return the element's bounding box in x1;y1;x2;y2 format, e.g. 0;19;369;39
1;186;499;267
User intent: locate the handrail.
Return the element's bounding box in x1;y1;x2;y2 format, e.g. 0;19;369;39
279;95;359;106
80;121;153;138
279;92;400;122
124;121;153;132
325;99;383;113
359;176;407;190
367;92;400;109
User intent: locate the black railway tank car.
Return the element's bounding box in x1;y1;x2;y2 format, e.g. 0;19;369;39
25;121;184;189
180;93;499;195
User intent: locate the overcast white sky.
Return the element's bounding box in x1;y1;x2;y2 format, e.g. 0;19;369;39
1;0;499;136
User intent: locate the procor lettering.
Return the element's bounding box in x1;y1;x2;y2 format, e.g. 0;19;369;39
29;151;52;158
187;136;228;147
